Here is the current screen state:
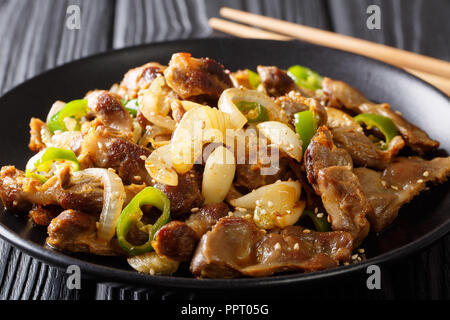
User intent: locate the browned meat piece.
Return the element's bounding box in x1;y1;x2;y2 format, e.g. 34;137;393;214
235;145;293;191
29;205;60;226
87;90;133;134
47;209;122;255
257;66;298;97
79;124;151;185
331;126;405;169
304;127;352;193
164;53;232;99
321;77;367;109
355;156;450;232
153;221;197;261
29;118;47;152
235;161;292;191
0;165;103;213
229;69;254;89
119;62;166;99
154;170;204;218
274;91;327;125
191;217;353;278
185;202;230;239
0;165;143;214
322;77;439;153
29;117;84;155
305;126;370;245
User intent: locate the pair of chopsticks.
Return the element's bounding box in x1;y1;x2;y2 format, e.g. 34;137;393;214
209;8;450;96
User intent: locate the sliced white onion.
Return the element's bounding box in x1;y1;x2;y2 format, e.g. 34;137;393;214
202;146;236;204
145;144;178;186
273;200;306;228
127;252;179;275
229;180;301;209
218;88;248;129
46;101;66;123
139;76;177;131
74;168;125;242
219;88;290;127
171;106;226;174
248;181;303;229
257;121;302;162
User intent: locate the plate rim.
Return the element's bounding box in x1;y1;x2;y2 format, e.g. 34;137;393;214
0;37;449;289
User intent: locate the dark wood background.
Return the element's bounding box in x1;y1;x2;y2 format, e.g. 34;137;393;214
0;0;448;300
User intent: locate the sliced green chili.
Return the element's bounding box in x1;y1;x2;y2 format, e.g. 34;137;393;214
305;210;331;232
47;99;89;133
25;147;80;183
247;69;261;89
123;99;139;117
287;65;323;91
294;110;318;153
236;101;269;123
116;187;170;255
354;113;399;145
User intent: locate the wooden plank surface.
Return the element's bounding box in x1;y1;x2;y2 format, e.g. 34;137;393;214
0;0;448;300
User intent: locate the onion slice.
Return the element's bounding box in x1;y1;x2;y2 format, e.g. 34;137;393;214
229;180;301;209
257;121;302;162
145;144;178;186
171;106;227;174
74;168;125;242
202;146;236;204
219;88;289;127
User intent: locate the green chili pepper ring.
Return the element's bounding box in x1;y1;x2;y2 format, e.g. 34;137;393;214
304;210;331;232
25;147;80;183
116;187;171;255
287;65;323;91
354;113;399;144
123;99;139;117
47;99;89;133
294;110;318;153
236;101;269;123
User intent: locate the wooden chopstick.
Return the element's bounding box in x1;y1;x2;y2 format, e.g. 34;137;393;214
209;17;450;96
219;7;450;80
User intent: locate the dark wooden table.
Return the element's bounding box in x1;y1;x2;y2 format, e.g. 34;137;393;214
0;0;448;300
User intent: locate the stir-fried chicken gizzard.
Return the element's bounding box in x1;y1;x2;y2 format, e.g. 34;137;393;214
1;53;449;278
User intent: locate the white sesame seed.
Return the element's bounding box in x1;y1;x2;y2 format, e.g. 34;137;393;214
343;262;350;266
317;213;324;218
352;254;358;260
417;179;424;183
149;268;155;275
358;248;365;254
140;155;147;161
303;229;311;234
381;180;387;187
228;211;234;216
314;207;318;214
357;256;362;261
423;171;429;177
293;243;299;250
190;207;199;213
274;242;281;250
237;207;247;212
391;185;399;190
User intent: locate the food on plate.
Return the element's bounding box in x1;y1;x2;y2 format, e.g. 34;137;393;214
1;53;449;278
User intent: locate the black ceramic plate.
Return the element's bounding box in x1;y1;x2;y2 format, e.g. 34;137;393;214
0;38;449;291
